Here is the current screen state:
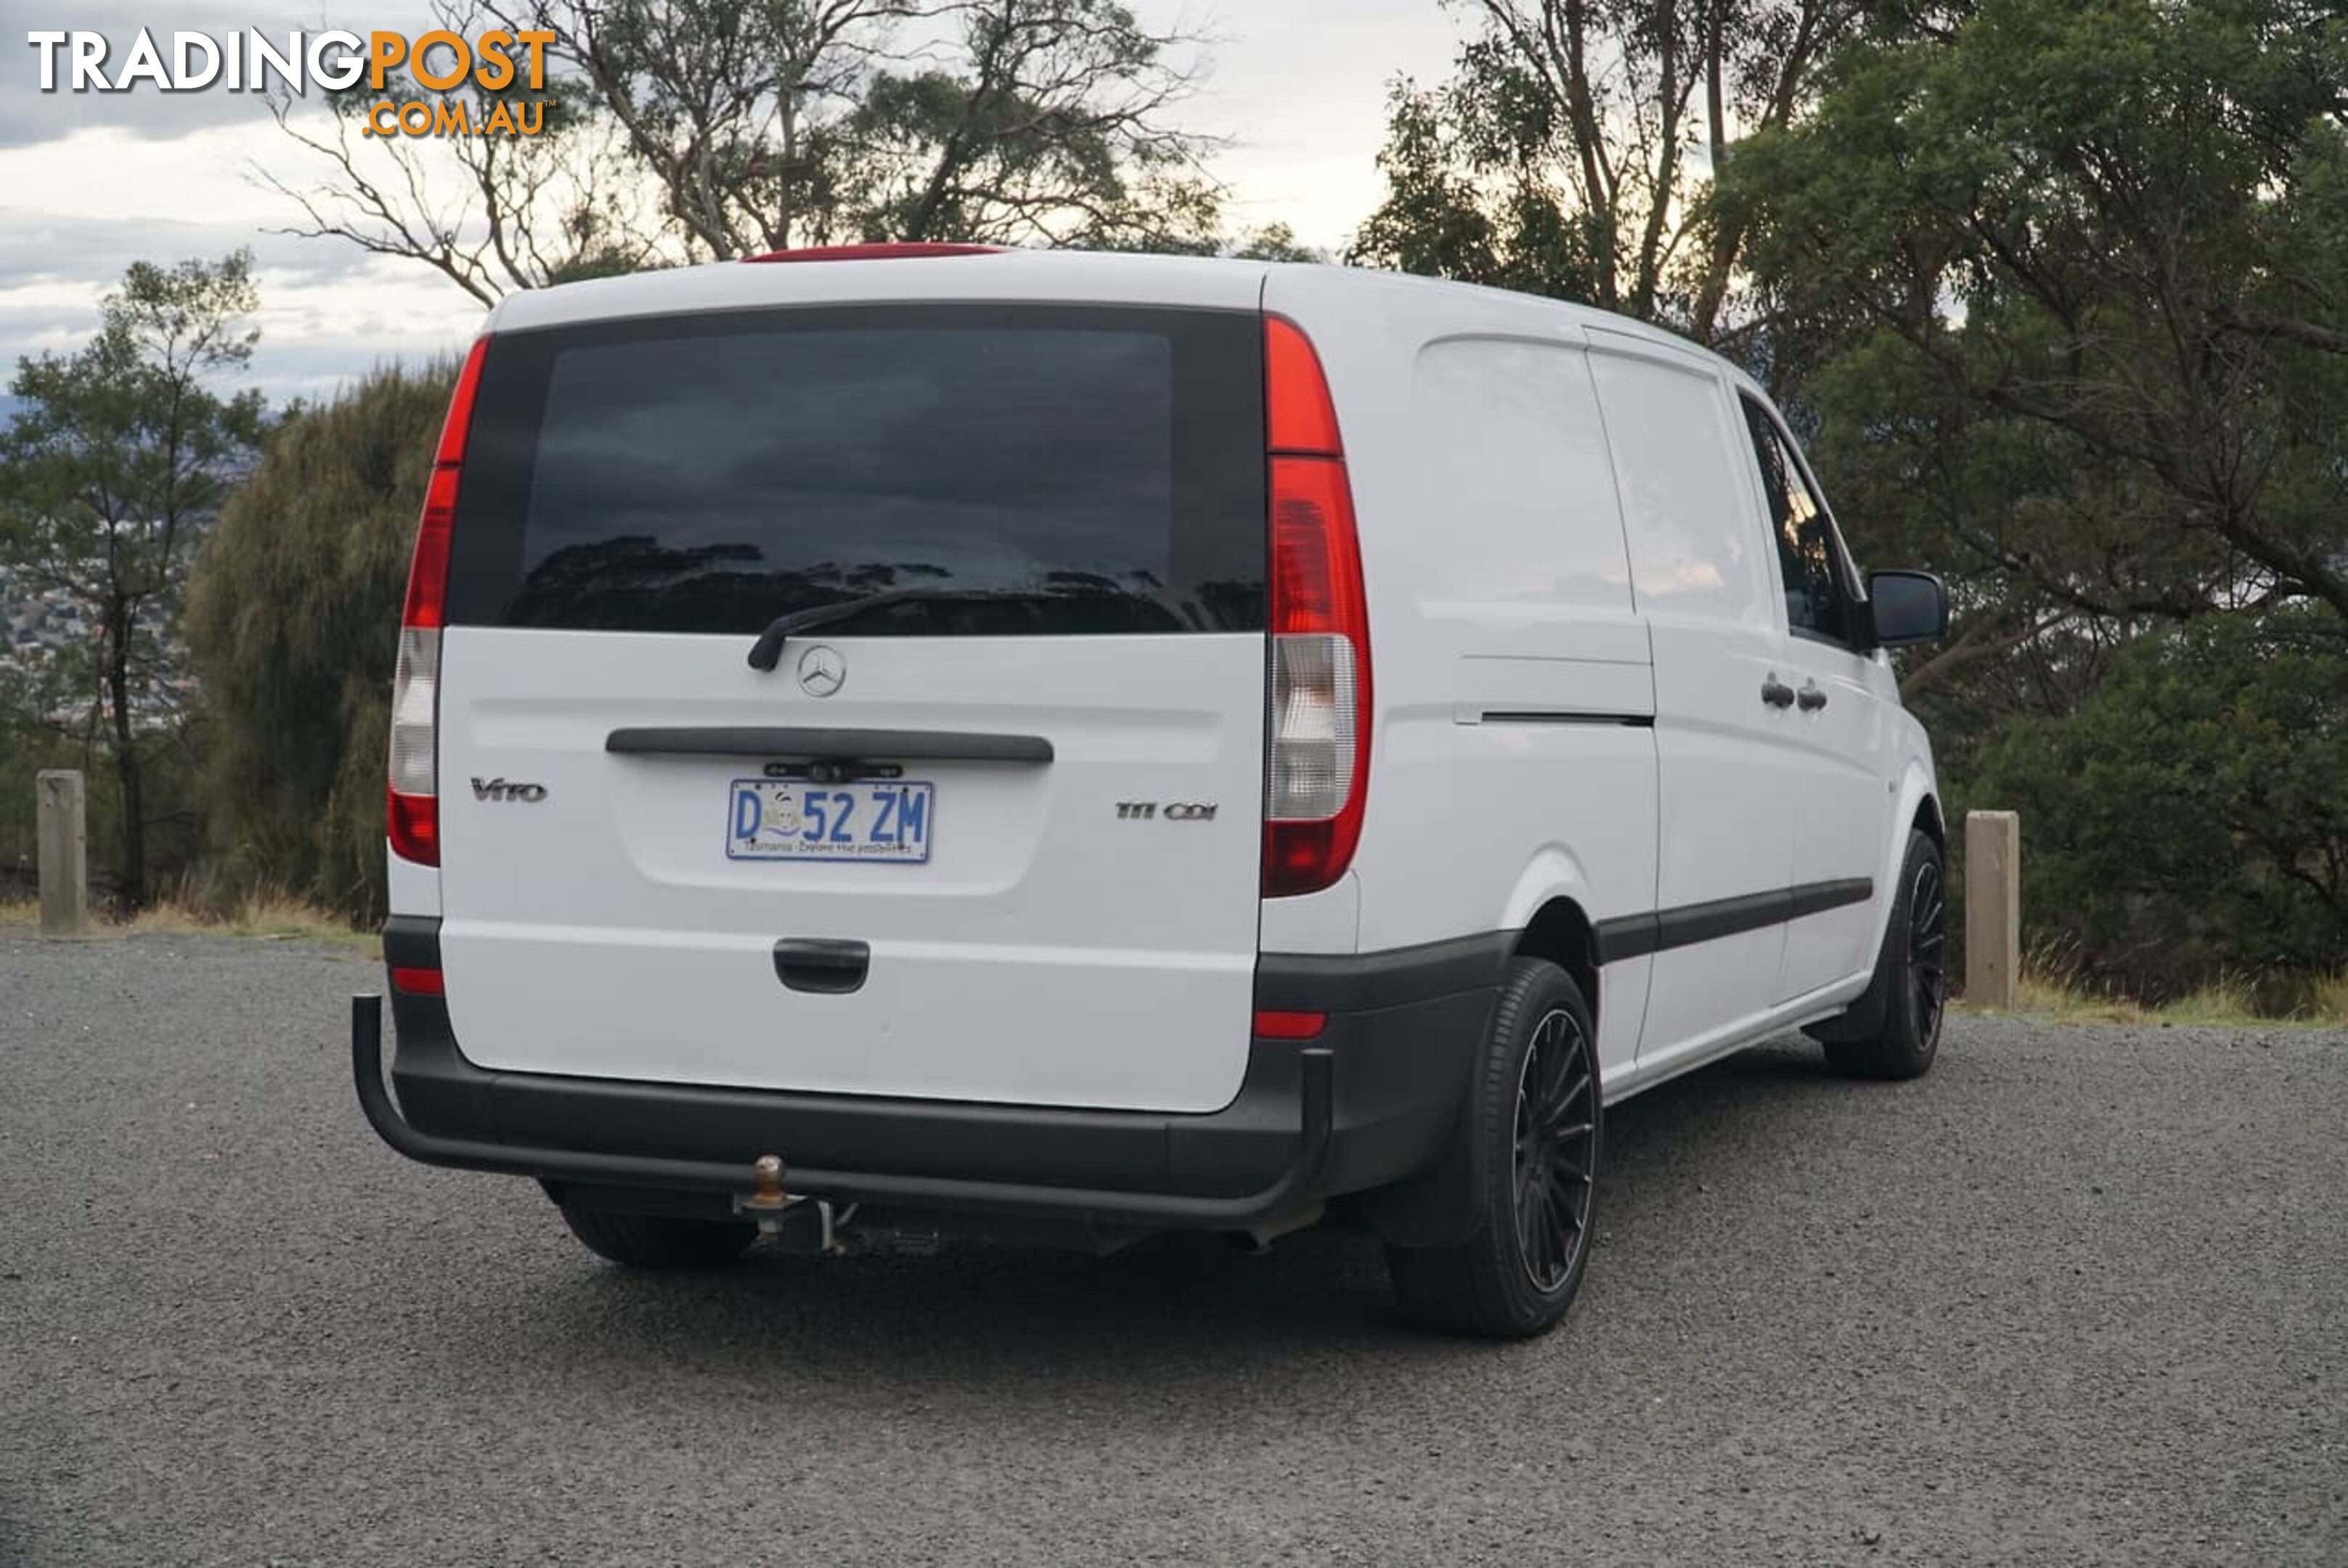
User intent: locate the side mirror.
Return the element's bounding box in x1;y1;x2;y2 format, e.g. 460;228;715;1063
1867;570;1949;647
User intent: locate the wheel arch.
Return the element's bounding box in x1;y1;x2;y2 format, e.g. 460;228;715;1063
1496;848;1602;1027
1881;763;1942;935
1369;859;1607;1254
1513;897;1601;1032
1912;790;1946;852
1814;768;1944;1048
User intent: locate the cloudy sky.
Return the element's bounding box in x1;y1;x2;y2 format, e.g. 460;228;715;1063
2;1;1467;407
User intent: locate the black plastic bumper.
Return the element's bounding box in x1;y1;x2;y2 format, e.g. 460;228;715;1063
358;918;1507;1233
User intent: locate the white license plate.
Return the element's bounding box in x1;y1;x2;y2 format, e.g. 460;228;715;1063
726;779;934;863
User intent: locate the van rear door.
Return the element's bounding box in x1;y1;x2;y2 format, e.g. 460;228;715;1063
431;302;1268;1114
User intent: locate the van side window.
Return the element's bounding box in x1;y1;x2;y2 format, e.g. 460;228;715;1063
1740;399;1854;645
1411;340;1634;613
1586;351;1774;626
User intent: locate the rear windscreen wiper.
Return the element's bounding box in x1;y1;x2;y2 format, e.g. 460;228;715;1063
746;586;1014;670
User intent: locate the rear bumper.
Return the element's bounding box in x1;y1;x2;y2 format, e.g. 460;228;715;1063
359;917;1505;1232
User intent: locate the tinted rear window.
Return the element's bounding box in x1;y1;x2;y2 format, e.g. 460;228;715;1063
447;304;1266;635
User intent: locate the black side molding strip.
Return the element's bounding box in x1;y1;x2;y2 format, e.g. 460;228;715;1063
351;995;1333;1228
607;727;1053;763
1591;878;1873;964
1255;931;1515;1013
1787;878;1877;922
1480;711;1655;728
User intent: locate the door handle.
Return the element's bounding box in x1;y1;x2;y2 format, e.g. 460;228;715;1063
1796;681;1828;712
1761;677;1796;709
773;938;871;995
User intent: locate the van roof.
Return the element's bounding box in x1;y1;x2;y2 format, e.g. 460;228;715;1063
481;250;1730;383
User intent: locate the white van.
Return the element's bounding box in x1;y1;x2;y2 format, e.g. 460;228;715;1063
353;245;1951;1338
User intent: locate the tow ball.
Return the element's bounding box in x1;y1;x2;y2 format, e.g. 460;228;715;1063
731;1154;855;1255
738;1154;790;1222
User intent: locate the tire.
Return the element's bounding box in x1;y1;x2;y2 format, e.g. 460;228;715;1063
1811;829;1949;1080
1384;958;1602;1339
558;1203;758;1270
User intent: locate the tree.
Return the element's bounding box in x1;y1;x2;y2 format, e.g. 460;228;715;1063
0;254;264;907
1708;0;2348;1000
184;364;456;923
1350;0;1857;341
835;0;1223;249
1722;0;2348;641
264;0;1226;295
1963;611;2348;1004
529;0;913;258
1228;222;1329;264
259;2;663;306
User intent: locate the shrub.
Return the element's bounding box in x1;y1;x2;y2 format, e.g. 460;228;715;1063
183;361;457;924
1963;611;2348;1006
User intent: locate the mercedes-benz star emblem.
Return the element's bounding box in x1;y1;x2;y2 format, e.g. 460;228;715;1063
796;644;847;698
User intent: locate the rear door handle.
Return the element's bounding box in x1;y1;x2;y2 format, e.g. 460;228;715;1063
773;938;870;995
1761;677;1797;709
1796;681;1828;712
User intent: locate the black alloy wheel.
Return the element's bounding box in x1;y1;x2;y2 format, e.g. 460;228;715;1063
1906;854;1948;1049
1817;828;1947;1079
1385;957;1604;1338
1513;1007;1597;1293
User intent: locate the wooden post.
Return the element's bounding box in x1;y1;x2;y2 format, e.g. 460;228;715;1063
36;769;90;939
1965;809;2020;1009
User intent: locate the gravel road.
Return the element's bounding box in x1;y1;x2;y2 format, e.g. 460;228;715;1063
1;931;2341;1566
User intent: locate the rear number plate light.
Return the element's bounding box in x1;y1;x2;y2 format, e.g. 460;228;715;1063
726;779;934;864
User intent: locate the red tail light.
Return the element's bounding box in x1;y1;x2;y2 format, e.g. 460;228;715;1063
390;965;446;996
1265;317;1344;457
1261;318;1371;898
386;788;439;866
1252;1009;1327;1040
400;338;483;634
388;338;486;867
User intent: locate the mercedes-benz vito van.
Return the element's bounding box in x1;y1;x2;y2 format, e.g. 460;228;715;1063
353;245;1951;1339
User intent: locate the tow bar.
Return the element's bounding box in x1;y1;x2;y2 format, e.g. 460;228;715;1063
351;992;1335;1229
731;1154;857;1254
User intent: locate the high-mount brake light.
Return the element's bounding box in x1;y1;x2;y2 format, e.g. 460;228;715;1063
386;336;486;867
1260;317;1371;899
741;242;1004;264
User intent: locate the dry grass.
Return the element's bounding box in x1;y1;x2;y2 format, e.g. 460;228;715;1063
1949;939;2148;1021
1960;938;2307;1025
1976;965;2348;1028
1991;971;2148;1024
129;890;378;955
2026;977;2145;1021
2156;976;2264;1026
1;885;375;956
2302;971;2348;1026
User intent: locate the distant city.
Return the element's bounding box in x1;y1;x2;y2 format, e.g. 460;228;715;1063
1;391;208;730
1;569;91;661
0;560;196;730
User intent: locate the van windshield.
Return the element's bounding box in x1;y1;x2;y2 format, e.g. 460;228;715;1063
445;303;1267;637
